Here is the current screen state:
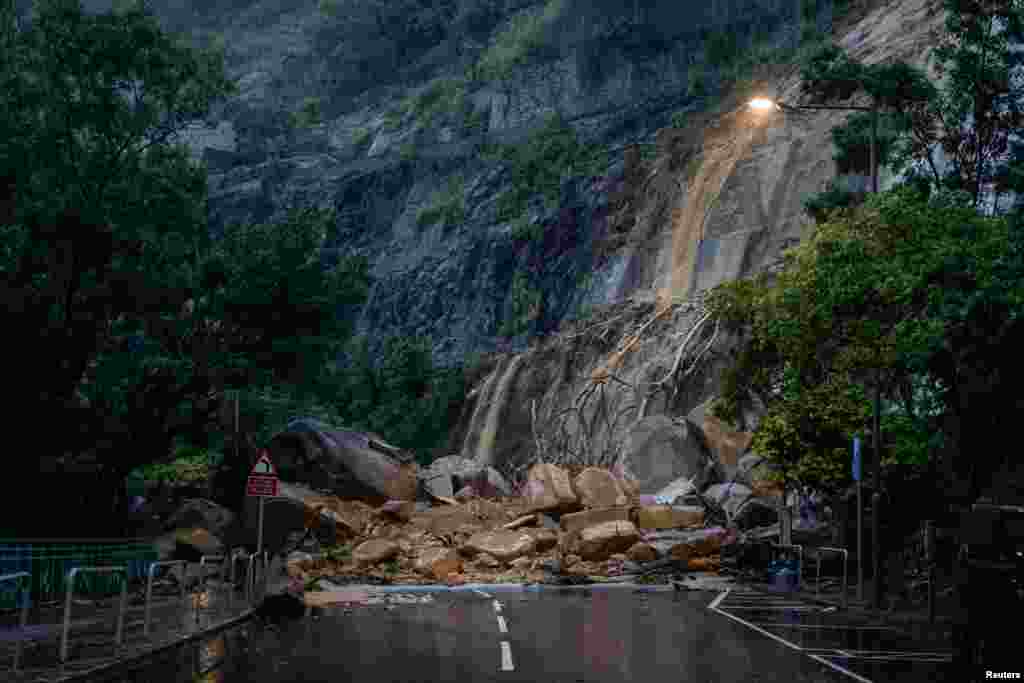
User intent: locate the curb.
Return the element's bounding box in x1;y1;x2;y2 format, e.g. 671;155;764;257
324;581;677;594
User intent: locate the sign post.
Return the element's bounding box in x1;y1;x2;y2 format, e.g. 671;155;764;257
853;436;862;602
246;450;279;557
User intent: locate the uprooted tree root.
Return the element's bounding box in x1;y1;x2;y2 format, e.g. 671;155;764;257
521;291;719;474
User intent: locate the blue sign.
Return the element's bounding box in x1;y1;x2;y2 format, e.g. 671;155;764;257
852;436;861;482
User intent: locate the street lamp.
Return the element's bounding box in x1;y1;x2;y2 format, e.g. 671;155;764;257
749;96;885;609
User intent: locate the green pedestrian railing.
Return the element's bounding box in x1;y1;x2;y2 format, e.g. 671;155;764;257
0;539;158;609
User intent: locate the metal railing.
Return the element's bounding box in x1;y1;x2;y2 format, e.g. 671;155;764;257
1;545;266;675
812;547;848;609
61;566;128;664
1;572;30;672
143;561;187;638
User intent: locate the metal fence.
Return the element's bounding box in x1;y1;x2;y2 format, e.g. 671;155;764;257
0;539;158;609
2;548;272;676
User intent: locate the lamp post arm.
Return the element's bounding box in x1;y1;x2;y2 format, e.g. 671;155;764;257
777;102;875;112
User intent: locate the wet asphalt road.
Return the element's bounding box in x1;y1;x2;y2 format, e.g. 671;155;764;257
103;584;964;683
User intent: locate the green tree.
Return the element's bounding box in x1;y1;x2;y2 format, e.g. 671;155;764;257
709;185;1024;505
0;0;371;533
799;0;1024;209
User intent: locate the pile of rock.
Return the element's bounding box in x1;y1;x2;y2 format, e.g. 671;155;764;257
151;411;798;589
282;462;733;588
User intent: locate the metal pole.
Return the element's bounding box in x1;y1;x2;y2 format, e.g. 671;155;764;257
257;496;265;556
872;380;883;610
872;104;880;194
115;576;127;649
857;478;863;602
1;572;31;673
234;392;239;465
926;520;936;623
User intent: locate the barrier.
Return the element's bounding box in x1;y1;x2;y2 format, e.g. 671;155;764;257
812;547;849;609
245;551;269;604
1;571;30;673
143;561;188;638
61;566;128;664
0;539;156;607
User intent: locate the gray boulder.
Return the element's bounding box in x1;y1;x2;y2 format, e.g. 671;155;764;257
242;481;338;554
164;498;236;539
703;482;754;524
731;498;780;531
420;455;511;500
268;419;417;502
652;475;698;505
618;416;718;495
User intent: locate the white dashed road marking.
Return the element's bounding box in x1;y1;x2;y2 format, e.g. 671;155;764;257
496;615;508;633
492;600;503;613
500;641;514;671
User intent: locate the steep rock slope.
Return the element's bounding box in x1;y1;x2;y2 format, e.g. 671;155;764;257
452;0;946;477
56;0;828;366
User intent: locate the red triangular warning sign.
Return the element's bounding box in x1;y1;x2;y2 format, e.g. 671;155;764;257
250;451;277;476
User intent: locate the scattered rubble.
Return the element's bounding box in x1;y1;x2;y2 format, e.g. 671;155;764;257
155;456;795;593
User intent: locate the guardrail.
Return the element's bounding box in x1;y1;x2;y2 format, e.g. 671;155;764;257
812;547;848;609
144;561;187;638
3;545;266;676
1;571;30;672
61;566;128;664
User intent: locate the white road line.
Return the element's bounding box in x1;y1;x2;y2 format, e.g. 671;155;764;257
473;589;492;599
836;649;852;658
708;589;730;610
492;600;503;613
500;641;514;671
496;615;508;633
748;623;903;631
708;602;874;683
720;610;823;614
839;650;953;658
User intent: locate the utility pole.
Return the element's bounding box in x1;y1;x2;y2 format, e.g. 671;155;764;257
872;379;883;609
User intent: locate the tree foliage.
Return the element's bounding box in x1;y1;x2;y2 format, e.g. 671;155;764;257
800;0;1024;209
709;184;1024;503
0;0;375;534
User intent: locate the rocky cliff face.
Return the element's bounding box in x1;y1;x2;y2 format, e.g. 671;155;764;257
49;0;836;368
449;0;947;479
24;0;943;475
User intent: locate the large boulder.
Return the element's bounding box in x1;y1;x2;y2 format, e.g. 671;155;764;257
522;463;579;513
617;416;718;495
642;527;727;561
164;499;235;539
268;419;418;503
414;547;463;580
420;455;511;500
573;520;640;561
695;413;754;482
174;527;224;559
651;475;698;505
632;505;704;530
560;507;632;536
573;468;628;509
732;498;780;531
462;530;536;561
703;482;753;523
242;481;344;553
353;539;401;565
